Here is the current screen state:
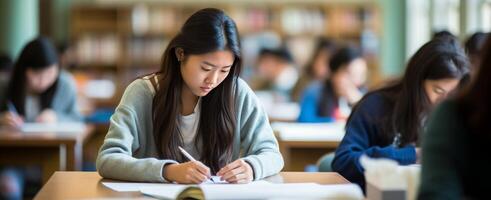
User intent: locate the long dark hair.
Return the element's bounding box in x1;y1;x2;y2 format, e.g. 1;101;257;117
318;46;362;117
151;8;241;173
349;37;469;146
304;38;337;77
457;36;491;135
465;32;489;71
6;37;59;116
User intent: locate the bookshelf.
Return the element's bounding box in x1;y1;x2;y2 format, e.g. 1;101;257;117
69;1;383;112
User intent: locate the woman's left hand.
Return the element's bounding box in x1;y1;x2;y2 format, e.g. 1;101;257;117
36;109;57;123
217;159;254;184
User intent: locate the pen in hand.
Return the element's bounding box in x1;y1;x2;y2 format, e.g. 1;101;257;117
178;146;214;183
6;101;23;127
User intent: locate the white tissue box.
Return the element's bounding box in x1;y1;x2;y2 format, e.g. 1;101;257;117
366;182;406;200
360;155;421;200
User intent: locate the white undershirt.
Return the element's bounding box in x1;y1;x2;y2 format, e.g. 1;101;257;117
179;98;201;160
25;94;41;122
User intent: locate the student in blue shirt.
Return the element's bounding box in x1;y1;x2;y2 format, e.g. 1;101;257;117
332;37;470;189
291;38;337;102
298;46;367;122
96;8;283;184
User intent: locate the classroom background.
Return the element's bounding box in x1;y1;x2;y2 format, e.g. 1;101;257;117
1;0;490;199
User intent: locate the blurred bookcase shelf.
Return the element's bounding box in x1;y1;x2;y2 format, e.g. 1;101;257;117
71;64;119;71
70;0;382;112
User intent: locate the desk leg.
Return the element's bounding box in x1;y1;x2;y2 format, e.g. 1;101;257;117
41;148;61;184
279;143;291;171
66;142;83;171
0;147;63;184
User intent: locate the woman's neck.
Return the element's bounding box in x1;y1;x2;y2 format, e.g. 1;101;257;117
181;84;199;116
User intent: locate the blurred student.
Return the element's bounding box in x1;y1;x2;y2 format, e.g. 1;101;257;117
418;37;491;200
291;38;337;102
432;30;456;40
96;8;283;184
298;46;367;122
0;37;82;200
332;37;470;190
57;41;78;70
0;37;82;127
465;32;489;75
252;47;298;101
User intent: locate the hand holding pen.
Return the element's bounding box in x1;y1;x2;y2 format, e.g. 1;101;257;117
162;146;212;184
0;101;24;128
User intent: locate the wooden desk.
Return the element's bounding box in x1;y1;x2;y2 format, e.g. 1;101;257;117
35;171;350;199
279;140;340;171
0;125;94;183
272;122;345;171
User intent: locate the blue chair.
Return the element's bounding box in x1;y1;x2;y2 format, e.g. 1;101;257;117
317;152;335;172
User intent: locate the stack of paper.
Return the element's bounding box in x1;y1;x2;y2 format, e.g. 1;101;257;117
271;122;346;142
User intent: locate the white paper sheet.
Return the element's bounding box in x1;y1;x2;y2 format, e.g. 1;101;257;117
271;122;346;141
20;122;86;133
102;176;251;192
203;176;228;184
102;182;167;192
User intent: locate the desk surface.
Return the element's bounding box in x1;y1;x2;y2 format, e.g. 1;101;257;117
0;125;95;183
35;171;350;200
0;125;94;146
272;122;344;170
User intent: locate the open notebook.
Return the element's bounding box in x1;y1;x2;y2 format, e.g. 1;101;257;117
140;182;363;200
104;178;363;200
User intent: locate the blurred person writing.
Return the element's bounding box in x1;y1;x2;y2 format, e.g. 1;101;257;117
298;46;367;122
291;38;337;102
0;37;82;128
0;37;82;200
251;47;298;102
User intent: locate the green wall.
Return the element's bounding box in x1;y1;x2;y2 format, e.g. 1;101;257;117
0;0;39;59
378;0;407;77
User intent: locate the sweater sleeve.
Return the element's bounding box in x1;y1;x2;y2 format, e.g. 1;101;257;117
96;80;178;182
332;93;416;188
418;101;462;200
236;79;284;180
53;72;83;122
297;82;334;123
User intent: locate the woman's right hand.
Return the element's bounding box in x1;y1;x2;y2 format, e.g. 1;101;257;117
333;73;362;104
0;112;24;128
163;161;211;184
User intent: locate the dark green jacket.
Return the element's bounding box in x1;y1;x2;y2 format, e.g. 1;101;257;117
418;100;490;199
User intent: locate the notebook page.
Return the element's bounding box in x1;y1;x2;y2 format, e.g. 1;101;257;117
200;183;363;200
102;182;172;192
202;176;228;184
139;180;273;199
